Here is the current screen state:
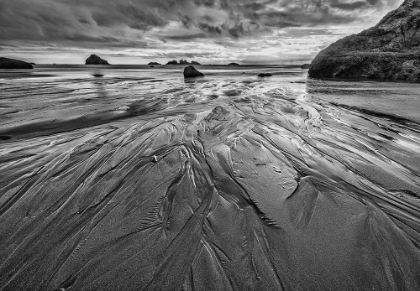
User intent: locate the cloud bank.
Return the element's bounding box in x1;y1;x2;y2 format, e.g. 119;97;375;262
0;0;403;64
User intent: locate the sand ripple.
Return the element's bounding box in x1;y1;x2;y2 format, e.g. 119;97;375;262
0;75;419;290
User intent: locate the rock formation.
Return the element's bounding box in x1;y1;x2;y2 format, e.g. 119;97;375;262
85;54;109;65
0;57;33;69
167;60;201;65
148;62;161;66
258;73;272;77
228;63;240;66
183;66;204;78
309;0;420;82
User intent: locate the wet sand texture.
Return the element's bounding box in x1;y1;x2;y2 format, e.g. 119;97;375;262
0;75;420;290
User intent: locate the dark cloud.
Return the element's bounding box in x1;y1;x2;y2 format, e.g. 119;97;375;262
331;1;368;11
194;0;217;7
198;23;223;35
164;33;207;40
0;0;402;47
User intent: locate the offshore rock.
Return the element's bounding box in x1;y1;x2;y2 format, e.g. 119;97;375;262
178;60;201;65
183;65;204;78
258;73;272;77
309;0;420;82
85;54;109;65
0;57;33;69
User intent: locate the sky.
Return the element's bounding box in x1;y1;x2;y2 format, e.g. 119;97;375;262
0;0;404;65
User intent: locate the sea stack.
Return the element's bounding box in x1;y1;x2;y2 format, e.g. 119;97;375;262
0;57;33;69
183;66;204;78
309;0;420;82
85;54;109;65
258;73;272;77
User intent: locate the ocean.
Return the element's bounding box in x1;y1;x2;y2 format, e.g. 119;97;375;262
0;65;419;290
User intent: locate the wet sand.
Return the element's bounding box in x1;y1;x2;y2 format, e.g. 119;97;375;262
0;66;419;290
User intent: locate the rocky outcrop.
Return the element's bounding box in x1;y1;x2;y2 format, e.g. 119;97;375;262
148;62;161;66
85;54;109;65
0;57;33;69
309;0;420;82
183;66;204;78
168;60;201;65
228;63;240;66
258;73;272;77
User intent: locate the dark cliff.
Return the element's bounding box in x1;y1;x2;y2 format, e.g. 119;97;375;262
0;57;33;69
309;0;420;82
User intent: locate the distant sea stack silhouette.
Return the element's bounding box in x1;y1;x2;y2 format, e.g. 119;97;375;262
148;62;161;66
85;54;109;65
183;66;204;78
309;0;420;82
228;63;240;66
168;60;201;65
0;57;33;69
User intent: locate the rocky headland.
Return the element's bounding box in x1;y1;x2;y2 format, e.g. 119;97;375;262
309;0;420;82
85;54;110;65
0;57;33;69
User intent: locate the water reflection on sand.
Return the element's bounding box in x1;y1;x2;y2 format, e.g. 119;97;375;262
0;66;419;290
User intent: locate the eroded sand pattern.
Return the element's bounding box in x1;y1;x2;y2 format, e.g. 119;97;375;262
0;67;419;290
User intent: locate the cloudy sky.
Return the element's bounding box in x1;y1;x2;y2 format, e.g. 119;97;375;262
0;0;403;64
